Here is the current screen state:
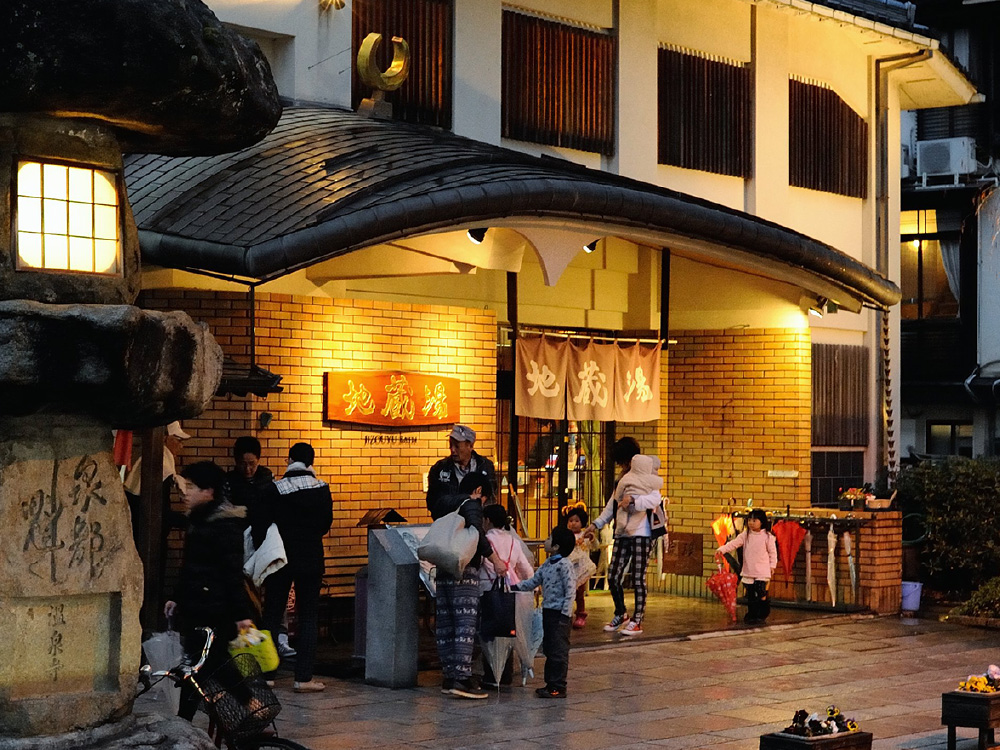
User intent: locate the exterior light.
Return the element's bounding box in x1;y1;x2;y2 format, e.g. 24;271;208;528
911;239;921;250
467;227;488;244
809;296;828;318
584;240;598;253
15;160;121;275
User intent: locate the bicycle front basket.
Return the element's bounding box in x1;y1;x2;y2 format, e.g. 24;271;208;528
200;652;281;741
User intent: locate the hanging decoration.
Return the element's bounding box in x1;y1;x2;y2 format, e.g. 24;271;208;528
515;335;661;422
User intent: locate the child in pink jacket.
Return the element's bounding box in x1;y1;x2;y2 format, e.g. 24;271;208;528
714;508;777;625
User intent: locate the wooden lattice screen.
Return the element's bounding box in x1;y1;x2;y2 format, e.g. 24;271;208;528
789;79;868;198
352;0;453;128
812;343;869;447
657;47;752;177
501;10;615;155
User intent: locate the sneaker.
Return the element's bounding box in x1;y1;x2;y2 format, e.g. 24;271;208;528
441;678;455;695
535;686;566;699
293;680;325;693
572;616;586;629
277;643;297;659
450;678;488;699
265;680;275;688
620;620;643;636
603;613;630;632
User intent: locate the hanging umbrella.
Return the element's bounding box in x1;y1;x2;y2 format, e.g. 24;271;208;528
711;515;735;549
711;515;736;572
772;520;808;578
705;563;738;622
803;529;813;601
843;531;857;603
512;593;543;685
826;523;837;607
480;633;515;693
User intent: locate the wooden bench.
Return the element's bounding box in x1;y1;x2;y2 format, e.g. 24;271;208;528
320;554;368;599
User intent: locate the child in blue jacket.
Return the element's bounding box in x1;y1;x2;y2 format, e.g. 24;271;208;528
512;525;576;698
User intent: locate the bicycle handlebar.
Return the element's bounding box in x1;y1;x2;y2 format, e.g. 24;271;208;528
139;627;215;691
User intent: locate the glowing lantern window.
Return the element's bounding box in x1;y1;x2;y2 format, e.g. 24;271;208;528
15;160;121;275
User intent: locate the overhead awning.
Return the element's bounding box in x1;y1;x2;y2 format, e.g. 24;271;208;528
126;105;900;311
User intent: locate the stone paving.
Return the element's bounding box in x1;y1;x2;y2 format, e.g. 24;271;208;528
252;612;1000;750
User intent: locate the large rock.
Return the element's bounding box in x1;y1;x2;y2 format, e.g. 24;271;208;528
0;712;217;749
0;0;281;156
0;417;144;737
0;301;222;426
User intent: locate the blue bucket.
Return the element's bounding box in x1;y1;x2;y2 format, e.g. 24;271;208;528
901;581;922;611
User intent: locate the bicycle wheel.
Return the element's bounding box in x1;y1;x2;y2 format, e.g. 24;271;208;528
244;739;312;750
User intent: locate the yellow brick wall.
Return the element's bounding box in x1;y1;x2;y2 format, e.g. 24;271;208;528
647;328;812;596
140;289;497;583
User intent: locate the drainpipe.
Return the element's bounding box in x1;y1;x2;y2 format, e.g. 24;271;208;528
874;50;931;481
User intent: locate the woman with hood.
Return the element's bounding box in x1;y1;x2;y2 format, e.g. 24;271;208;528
583;438;664;636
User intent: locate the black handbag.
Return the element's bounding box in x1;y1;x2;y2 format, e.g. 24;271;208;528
480;577;517;640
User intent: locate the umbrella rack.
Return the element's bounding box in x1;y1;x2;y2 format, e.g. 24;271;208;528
727;510;873;613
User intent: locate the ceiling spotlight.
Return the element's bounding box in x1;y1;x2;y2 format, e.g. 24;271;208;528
808;296;828;318
583;240;598;254
467;227;488;244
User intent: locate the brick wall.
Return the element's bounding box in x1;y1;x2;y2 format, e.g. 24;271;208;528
648;329;813;596
140;289;497;589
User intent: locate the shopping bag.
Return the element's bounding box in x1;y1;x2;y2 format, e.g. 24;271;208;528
481;577;517;639
417;504;479;578
567;545;597;589
648;499;668;540
228;627;280;672
142;630;183;717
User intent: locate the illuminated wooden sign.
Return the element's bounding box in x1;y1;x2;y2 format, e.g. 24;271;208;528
324;371;460;427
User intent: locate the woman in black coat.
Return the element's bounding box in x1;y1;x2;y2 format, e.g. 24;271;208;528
164;461;254;720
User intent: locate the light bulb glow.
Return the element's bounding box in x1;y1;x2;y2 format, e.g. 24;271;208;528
15;160;121;275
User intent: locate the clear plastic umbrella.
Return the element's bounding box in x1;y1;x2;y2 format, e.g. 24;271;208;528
826;523;837;607
843;531;857;603
512;593;543;685
803;529;813;601
480;633;515;693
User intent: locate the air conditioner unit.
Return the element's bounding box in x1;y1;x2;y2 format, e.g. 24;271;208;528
916;137;977;179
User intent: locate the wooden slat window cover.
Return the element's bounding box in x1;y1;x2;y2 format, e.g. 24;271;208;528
352;0;453;128
657;47;752;177
501;10;615;155
812;343;869;447
790;79;868;198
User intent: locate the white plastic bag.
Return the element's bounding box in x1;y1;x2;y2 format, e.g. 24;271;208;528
142;630;183;717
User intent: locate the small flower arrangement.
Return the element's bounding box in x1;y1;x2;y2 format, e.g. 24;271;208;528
782;706;859;736
959;665;1000;693
838;485;875;505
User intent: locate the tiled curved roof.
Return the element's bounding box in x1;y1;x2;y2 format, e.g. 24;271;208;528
125;105;900;309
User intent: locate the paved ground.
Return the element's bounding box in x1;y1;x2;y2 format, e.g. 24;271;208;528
243;604;999;750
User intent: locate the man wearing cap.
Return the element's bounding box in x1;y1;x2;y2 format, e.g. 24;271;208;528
124;420;191;496
426;424;498;509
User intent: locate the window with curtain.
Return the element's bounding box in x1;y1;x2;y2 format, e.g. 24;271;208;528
900;237;960;320
657;46;752;177
501;10;615;155
352;0;453;128
789;77;868;198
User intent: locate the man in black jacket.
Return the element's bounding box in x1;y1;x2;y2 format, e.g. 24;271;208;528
260;442;333;693
426;424;498;509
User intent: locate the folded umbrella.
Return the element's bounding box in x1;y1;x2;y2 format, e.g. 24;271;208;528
803;529;813;601
826;523;837;607
705;563;738;622
771;520;807;578
512;593;543;685
711;515;736;572
480;633;515;693
843;531;857;603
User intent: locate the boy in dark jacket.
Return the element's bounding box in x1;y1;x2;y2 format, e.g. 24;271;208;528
259;442;333;693
164;461;254;720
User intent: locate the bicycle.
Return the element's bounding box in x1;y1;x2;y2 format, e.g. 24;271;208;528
138;627;311;750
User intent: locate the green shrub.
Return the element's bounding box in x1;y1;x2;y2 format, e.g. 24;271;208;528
896;457;1000;596
953;577;1000;618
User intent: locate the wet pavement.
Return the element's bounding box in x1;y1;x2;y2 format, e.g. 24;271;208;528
135;592;1000;750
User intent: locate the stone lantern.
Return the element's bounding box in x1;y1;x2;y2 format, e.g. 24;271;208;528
0;0;280;740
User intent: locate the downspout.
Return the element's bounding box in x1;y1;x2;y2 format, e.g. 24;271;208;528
874;50;931;482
